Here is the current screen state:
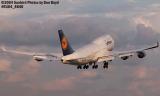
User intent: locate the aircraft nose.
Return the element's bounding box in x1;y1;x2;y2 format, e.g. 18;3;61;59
61;59;68;64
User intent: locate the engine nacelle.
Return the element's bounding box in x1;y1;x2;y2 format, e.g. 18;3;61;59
121;56;129;60
137;51;146;58
33;56;45;62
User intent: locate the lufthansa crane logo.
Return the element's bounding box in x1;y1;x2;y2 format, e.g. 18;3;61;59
61;37;68;50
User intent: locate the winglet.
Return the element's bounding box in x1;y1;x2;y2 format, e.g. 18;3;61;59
156;41;159;48
151;41;159;49
154;41;159;48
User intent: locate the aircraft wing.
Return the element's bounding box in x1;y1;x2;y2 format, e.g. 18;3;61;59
0;46;61;62
97;41;159;62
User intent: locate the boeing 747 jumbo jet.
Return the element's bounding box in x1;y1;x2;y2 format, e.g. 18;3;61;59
1;29;159;69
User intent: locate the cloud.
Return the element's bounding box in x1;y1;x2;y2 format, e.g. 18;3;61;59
67;0;87;4
6;60;40;83
0;59;11;72
134;66;147;79
0;9;21;17
128;0;136;3
105;12;123;19
43;76;75;91
128;81;144;96
41;71;98;91
79;71;97;78
150;3;160;9
0;9;159;48
128;65;160;96
6;72;25;83
133;16;152;28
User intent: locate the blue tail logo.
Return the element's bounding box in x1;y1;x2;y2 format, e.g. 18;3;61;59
61;37;68;50
58;29;74;56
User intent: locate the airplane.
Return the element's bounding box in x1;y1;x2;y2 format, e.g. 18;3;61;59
1;29;159;69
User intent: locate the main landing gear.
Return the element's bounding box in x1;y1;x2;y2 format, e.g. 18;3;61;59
77;61;109;70
77;65;82;69
103;61;109;69
77;65;89;69
92;63;98;69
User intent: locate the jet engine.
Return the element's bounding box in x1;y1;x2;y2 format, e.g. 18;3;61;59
121;56;129;60
33;56;46;62
137;51;146;58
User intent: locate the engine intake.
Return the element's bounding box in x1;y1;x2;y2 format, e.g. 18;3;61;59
137;51;146;58
121;56;129;60
33;56;45;62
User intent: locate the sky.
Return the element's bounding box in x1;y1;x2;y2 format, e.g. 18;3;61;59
0;0;160;96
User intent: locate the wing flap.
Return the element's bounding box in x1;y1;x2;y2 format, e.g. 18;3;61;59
97;56;114;62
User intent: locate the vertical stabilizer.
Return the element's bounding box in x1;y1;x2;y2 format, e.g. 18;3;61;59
58;29;74;56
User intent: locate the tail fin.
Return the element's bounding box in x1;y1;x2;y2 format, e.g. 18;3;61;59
58;29;74;56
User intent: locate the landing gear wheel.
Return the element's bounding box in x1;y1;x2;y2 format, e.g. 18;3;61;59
92;65;98;69
92;65;95;69
83;65;89;69
86;65;89;69
77;65;82;69
95;65;98;69
103;61;108;69
103;65;108;69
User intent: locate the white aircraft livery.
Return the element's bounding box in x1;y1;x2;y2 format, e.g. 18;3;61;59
1;29;159;69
